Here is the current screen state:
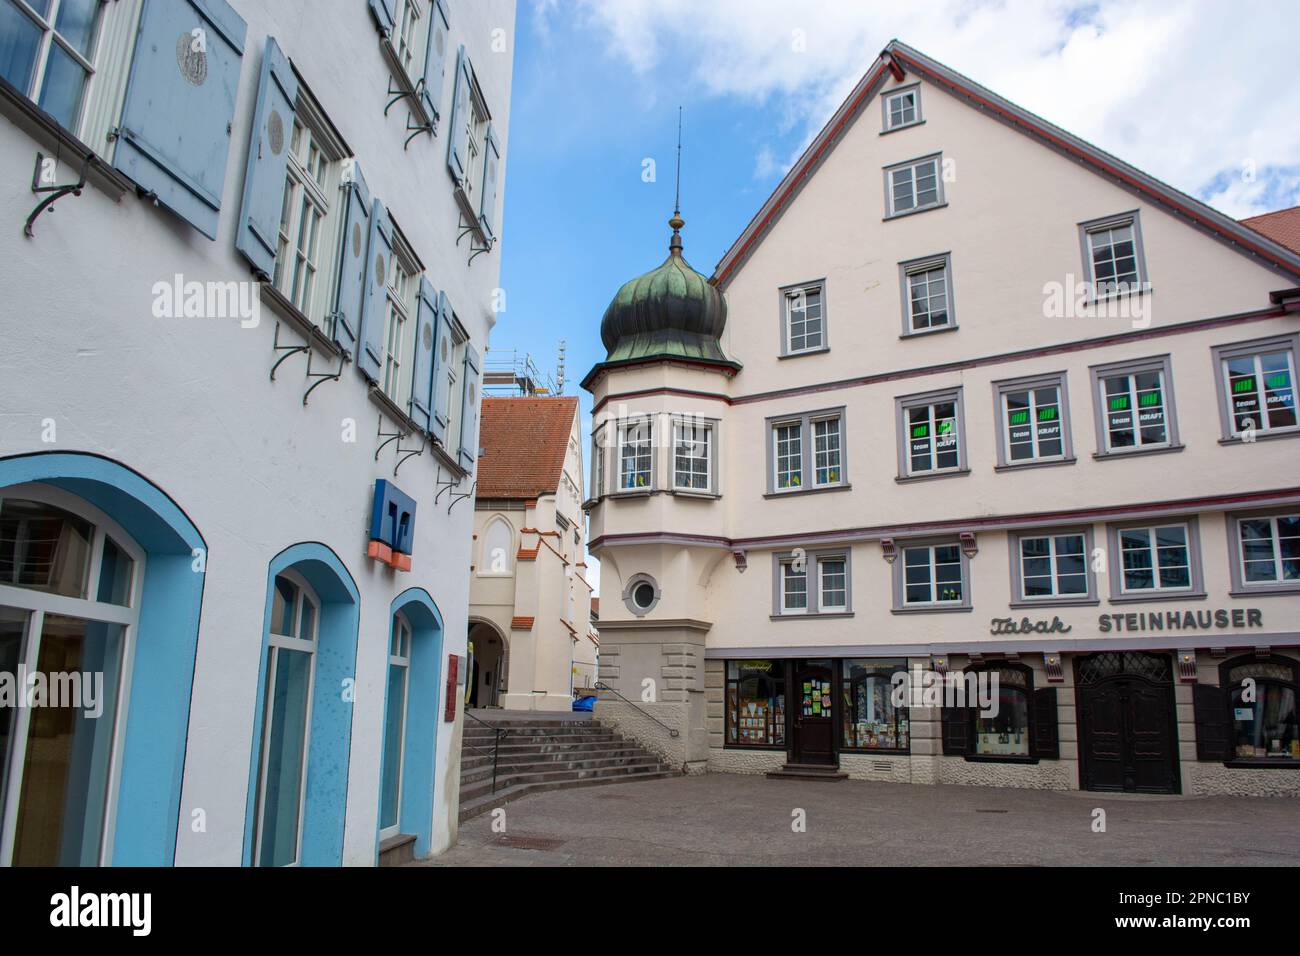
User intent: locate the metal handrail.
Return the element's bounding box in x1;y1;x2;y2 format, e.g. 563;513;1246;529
594;681;680;738
464;711;509;794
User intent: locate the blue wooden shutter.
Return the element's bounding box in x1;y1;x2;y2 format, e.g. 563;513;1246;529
446;45;471;183
420;0;450;123
458;343;481;468
113;0;247;239
330;163;371;359
368;0;395;35
408;276;440;433
430;291;453;443
356;199;393;383
233;37;297;278
479;124;501;242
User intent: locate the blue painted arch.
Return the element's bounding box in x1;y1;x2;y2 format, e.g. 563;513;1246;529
243;542;360;866
0;451;206;866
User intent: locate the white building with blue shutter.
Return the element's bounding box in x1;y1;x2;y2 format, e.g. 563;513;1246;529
0;0;514;866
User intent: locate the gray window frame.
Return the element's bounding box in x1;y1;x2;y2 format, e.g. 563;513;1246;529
668;415;720;497
894;386;969;482
1078;210;1150;301
1225;507;1300;597
778;279;829;358
1104;516;1206;603
614;415;656;494
881;82;923;133
890;537;973;613
1088;354;1182;460
883;152;946;220
590;422;606;501
771;548;854;619
1008;525;1099;608
622;572;661;616
898;252;956;337
1210;332;1300;444
764;406;850;497
992;371;1076;470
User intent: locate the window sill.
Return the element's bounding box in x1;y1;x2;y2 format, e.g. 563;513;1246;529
452;184;493;250
667;489;721;500
1219;429;1300;445
763;483;851;499
1008;597;1099;609
993;457;1077;473
377;39;437;135
262;284;344;359
778;346;830;360
367;385;464;479
963;755;1039;765
1222;759;1300;769
1093;444;1184;461
895;468;970;484
884;201;948;222
1107;591;1206;605
609;488;654;499
891;605;972;615
769;612;855;621
1087;283;1154;306
900;323;958;340
880;119;926;136
1228;586;1300;598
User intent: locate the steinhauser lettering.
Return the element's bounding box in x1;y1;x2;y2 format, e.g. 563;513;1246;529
1098;608;1263;633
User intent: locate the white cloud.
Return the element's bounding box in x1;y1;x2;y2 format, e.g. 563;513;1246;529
559;0;1300;217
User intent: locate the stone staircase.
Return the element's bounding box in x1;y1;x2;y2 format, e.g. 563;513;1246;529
458;714;677;822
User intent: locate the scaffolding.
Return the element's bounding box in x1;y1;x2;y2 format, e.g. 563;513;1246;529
482;345;564;397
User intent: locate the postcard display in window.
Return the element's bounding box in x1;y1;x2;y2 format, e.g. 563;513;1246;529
844;672;909;750
802;676;831;718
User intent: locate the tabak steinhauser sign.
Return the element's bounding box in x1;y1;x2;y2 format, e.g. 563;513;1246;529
990;608;1265;635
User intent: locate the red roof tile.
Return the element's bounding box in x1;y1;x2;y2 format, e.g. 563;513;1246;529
510;616;534;630
1242;206;1300;255
476;397;579;499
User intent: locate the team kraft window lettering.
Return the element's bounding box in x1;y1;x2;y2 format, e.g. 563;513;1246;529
1089;355;1180;457
1211;334;1299;441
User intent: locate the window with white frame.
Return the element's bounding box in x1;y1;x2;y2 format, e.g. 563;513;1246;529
773;420;803;490
462;84;489;205
381;236;419;406
444;320;468;442
1213;338;1298;438
783;284;824;354
254;570;318;867
901;395;961;476
818;556;847;609
672;419;712;492
590;424;606;498
0;0;106;133
1236;514;1300;586
769;409;847;493
378;613;410;840
901;543;965;606
1117;524;1191;593
780;559;808;614
773;550;851;616
1082;213;1145;296
903;257;951;333
813;417;843;486
392;0;425;80
885;155;943;217
884;86;920;130
618;419;652;491
1017;532;1088;599
999;379;1066;464
1093;358;1174;453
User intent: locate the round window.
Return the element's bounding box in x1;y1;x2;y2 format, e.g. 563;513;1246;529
633;582;655;609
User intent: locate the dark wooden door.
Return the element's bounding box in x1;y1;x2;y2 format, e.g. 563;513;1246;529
1078;677;1179;794
792;661;835;765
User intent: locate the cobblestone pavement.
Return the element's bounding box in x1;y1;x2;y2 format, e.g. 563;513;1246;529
417;773;1300;867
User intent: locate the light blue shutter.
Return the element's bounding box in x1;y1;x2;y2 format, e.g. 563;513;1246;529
408;276;440;432
458;343;481;469
430;291;453;444
479;124;501;241
113;0;247;239
420;0;450;123
446;45;471;183
330;164;371;359
368;0;395;35
233;37;296;277
356;199;393;383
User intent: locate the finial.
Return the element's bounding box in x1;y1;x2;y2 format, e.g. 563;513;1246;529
670;107;684;253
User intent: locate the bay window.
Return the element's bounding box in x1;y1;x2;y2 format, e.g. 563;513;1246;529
618;418;653;491
671;418;714;493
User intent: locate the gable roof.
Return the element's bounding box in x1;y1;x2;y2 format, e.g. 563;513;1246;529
1242;206;1300;255
712;40;1300;288
476;396;579;499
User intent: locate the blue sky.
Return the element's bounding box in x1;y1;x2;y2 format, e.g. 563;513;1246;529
494;0;1300;593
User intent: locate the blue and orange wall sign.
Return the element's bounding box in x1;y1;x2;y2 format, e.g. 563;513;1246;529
368;479;416;571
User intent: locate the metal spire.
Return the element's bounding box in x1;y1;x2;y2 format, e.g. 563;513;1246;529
669;106;685;253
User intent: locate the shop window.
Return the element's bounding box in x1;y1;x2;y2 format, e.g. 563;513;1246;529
766;408;847;495
1228;511;1300;594
726;660;786;748
841;659;909;752
1196;655;1300;765
1009;527;1097;605
1211;334;1299;441
884;153;944;218
895;388;967;480
379;613;411;840
1089;355;1180;457
780;282;826;355
993;372;1074;468
942;663;1058;763
893;541;970;611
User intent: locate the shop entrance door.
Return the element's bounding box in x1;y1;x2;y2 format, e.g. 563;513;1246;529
791;660;835;765
1075;652;1180;794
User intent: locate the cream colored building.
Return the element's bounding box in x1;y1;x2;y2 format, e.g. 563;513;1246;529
584;41;1300;797
468;397;597;711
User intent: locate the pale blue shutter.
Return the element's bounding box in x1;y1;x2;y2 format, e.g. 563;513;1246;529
479;123;501;241
430;291;453;444
458;343;481;469
356;199;393;383
233;37;296;277
420;0;450;123
446;45;471;183
330;164;371;359
408;276;440;433
368;0;395;35
113;0;247;239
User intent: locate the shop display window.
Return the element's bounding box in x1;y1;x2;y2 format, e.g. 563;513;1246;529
840;659;909;752
726;660;786;748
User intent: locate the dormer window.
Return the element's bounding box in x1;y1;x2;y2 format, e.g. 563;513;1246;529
883;85;922;132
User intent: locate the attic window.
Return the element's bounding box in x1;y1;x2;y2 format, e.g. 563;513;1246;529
883;86;922;131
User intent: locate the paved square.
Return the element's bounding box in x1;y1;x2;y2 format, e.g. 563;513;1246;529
421;774;1300;866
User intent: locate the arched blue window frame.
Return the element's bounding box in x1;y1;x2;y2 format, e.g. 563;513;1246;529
0;452;205;866
243;542;360;866
378;587;445;860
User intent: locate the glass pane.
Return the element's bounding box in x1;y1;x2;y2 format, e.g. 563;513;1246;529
53;0;98;56
95;535;133;606
380;664;407;830
975;687;1030;755
732;660;785;746
0;607;27;807
270;576;298;637
0;0;42;94
11;613;125;865
258;647;312;867
37;39;88;130
0;498;93;598
1231;683;1299;759
841;660;909;750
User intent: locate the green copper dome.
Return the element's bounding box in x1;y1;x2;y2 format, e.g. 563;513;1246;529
597;216;736;367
